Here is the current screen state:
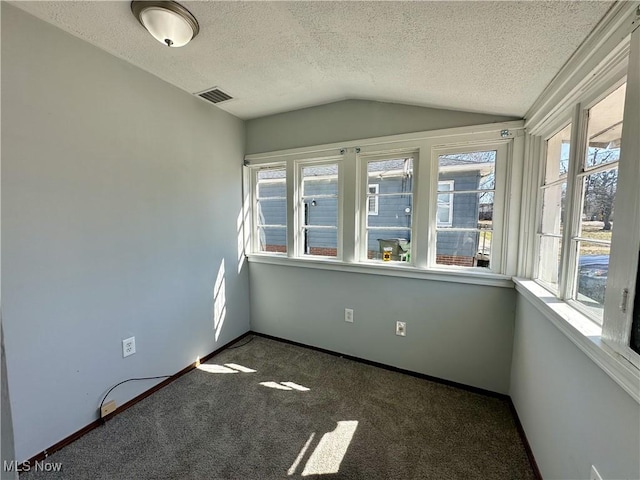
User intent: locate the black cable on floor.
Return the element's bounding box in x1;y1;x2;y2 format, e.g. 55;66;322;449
226;336;254;350
99;336;254;423
99;375;170;422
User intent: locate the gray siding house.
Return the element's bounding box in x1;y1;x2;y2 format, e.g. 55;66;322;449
257;157;492;265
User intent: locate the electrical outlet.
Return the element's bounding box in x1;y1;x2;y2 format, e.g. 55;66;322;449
122;336;136;358
590;465;603;480
344;308;354;323
100;400;117;418
396;321;406;336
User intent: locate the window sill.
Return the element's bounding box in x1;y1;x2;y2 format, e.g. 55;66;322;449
513;277;640;404
247;254;514;288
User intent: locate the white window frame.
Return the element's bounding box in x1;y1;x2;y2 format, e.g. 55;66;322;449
533;78;629;326
436;180;454;227
358;152;416;264
296;159;343;259
251;163;287;255
367;184;379;215
534;120;573;295
429;143;510;273
568;80;625;324
244;120;524;286
523;18;640;394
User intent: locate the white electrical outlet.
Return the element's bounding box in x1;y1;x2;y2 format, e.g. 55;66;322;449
396;321;406;336
122;337;136;358
590;465;603;480
344;308;354;323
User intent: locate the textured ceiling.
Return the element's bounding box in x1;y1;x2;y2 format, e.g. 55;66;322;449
11;1;614;120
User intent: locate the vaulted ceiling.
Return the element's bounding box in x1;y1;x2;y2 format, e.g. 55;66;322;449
12;1;614;120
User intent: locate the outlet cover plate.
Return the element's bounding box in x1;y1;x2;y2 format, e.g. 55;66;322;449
396;321;406;336
100;400;117;418
123;336;136;357
345;308;354;323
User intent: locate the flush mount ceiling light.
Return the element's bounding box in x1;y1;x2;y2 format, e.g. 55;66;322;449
131;1;199;48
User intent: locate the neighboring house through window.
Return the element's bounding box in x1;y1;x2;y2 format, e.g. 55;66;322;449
437;180;454;227
367;184;379;215
363;156;414;262
254;165;287;254
434;150;500;269
299;162;341;258
246;123;518;274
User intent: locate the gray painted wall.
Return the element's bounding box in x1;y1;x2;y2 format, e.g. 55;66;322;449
1;4;250;462
250;263;516;394
246;99;518;154
510;296;640;480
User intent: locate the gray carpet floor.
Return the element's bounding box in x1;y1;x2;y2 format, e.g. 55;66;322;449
22;336;536;479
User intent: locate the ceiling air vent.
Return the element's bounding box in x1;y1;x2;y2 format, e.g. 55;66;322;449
196;87;233;105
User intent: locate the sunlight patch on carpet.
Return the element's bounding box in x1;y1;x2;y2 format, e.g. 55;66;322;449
281;382;310;391
197;364;238;374
225;363;257;373
301;421;358;476
288;432;316;476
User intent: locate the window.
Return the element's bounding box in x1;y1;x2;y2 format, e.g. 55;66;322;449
255;166;287;254
435;150;498;269
534;84;626;325
298;162;341;258
570;83;625;321
245;122;520;278
536;123;571;290
363;156;413;262
367;184;379;215
437;180;454;227
527;26;640;381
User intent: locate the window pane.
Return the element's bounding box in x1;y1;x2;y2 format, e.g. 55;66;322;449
438;151;496;190
365;157;413;262
257;198;286;226
302;164;339;196
368;157;413;178
301;163;339;257
256;166;287;254
367;185;379;214
537;235;562;287
540;182;566;235
585;83;625;169
436;230;491;268
366;229;410;262
438;182;453;192
545;124;571;183
438;193;452;203
304;228;337;257
575;241;610;322
258;226;286;253
436;192;493;229
437;206;451;225
257;168;286;198
366;194;413;228
580;167;617;235
304;198;338;227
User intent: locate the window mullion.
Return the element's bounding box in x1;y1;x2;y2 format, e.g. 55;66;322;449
529;135;546;280
414;141;433;269
560;104;588;300
286;161;297;258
